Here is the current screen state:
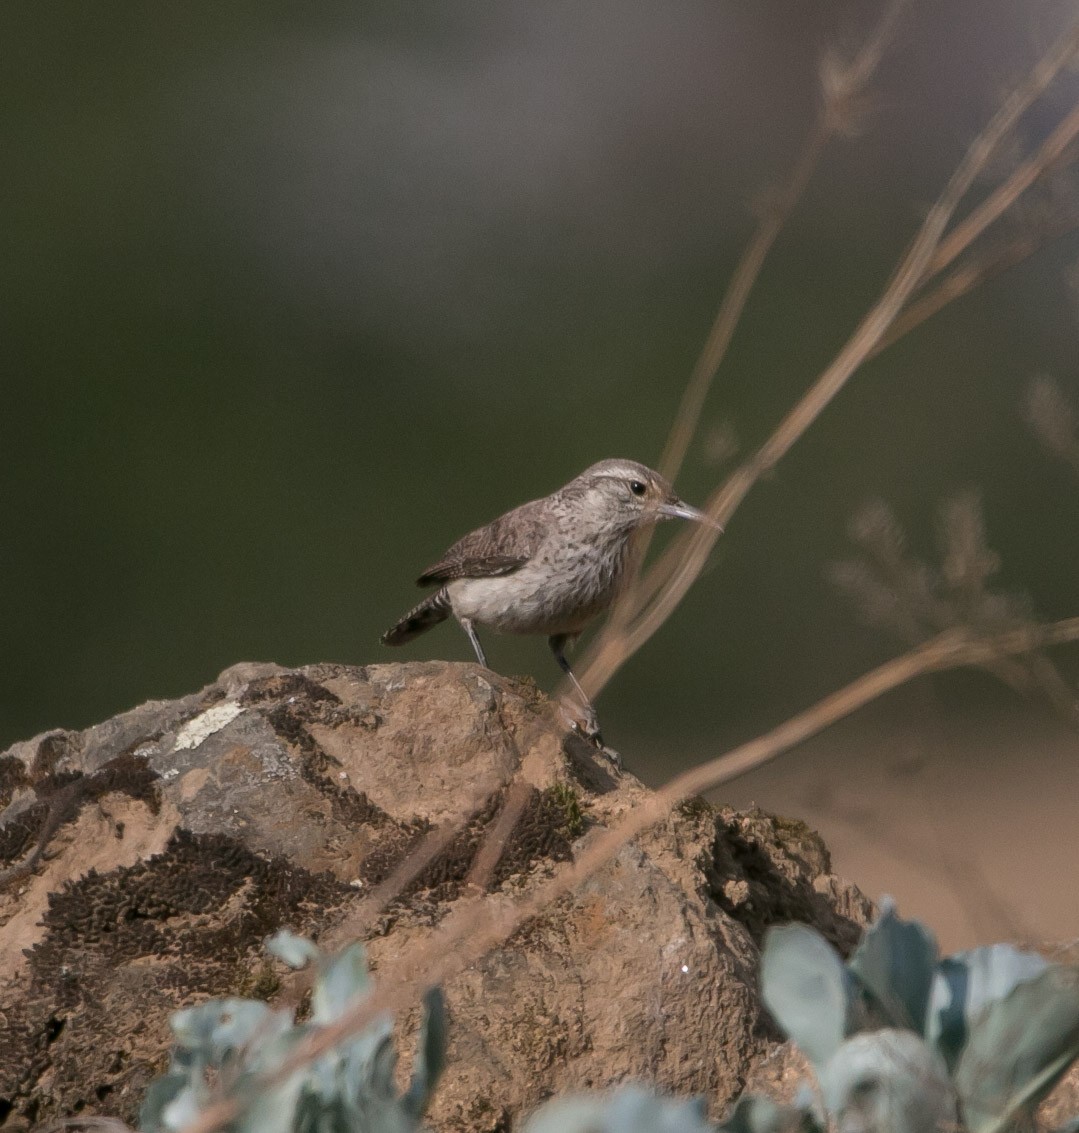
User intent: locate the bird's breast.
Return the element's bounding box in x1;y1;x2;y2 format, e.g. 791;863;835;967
447;536;632;635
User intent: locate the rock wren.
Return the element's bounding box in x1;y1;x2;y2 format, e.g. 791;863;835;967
381;458;719;742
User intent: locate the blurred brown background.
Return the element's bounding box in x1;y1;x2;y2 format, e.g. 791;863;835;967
3;1;1079;949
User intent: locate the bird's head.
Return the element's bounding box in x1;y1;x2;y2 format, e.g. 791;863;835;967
567;458;722;535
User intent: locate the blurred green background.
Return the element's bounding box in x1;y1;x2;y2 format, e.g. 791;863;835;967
5;1;1079;937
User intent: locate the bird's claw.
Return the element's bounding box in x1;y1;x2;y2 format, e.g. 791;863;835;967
561;702;621;768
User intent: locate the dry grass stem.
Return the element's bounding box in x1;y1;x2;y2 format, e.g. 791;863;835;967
327;814;476;944
1028;373;1079;475
464;777;534;892
629;0;909;646
656;116;831;487
605;0;914;654
875;208;1079;355
576;19;1079;703
614;202;1079;627
833;491;1079;724
924;98;1079;280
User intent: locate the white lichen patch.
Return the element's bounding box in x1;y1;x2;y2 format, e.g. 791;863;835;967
173;701;245;752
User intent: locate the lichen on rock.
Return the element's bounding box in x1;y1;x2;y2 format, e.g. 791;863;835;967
0;661;870;1131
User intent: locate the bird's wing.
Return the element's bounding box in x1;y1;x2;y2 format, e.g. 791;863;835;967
416;500;547;585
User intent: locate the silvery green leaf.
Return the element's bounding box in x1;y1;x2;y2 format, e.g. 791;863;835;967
293;1091;356;1133
234;1066;306;1133
521;1095;598;1131
301;1050;341;1102
349;1093;419;1133
360;1032;399;1100
142;932;446;1133
928;944;1049;1069
169;998;274;1062
717;1093;822;1132
402;987;448;1120
761;924;852;1068
338;1014;395;1096
819;1029;957;1133
138;1071;194;1133
955;966;1079;1133
522;1086;715;1132
848;898;937;1033
243;1017;309;1076
602;1087;712;1133
160;1085;205;1132
267;929;322;970
169;1002;220;1050
1052;1119;1079;1133
312;942;371;1024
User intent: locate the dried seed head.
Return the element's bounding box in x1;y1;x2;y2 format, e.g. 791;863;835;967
1026;374;1076;457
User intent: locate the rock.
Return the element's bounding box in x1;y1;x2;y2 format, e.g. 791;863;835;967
0;661;871;1131
1043;1063;1079;1129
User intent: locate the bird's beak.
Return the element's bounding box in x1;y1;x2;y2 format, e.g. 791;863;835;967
658;498;724;531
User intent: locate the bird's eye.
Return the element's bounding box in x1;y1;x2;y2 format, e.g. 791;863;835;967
629;480;646;497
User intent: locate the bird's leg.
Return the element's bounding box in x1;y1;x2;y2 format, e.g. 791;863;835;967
548;634;604;745
459;617;488;667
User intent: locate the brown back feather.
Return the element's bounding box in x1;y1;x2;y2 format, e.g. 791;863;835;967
416;499;549;585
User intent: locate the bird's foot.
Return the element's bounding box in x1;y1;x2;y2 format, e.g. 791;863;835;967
593;737;622;769
560;700;621;768
559;699;602;743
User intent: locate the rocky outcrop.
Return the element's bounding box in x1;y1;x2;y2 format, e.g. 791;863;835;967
0;661;871;1131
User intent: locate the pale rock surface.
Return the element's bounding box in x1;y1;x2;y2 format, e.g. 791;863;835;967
0;661;872;1131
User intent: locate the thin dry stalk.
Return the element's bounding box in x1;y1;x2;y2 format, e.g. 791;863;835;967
576;20;1079;702
1028;373;1079;476
326;815;473;944
465;777;534;891
657;118;831;485
924;99;1079;280
875;209;1079;354
180;616;1079;1133
608;0;910;650
605;200;1079;630
658;0;908;485
41;1121;135;1133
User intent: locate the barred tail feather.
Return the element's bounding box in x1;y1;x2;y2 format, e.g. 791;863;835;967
381;587;452;646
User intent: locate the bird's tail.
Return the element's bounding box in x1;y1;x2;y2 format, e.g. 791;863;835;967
381;587;452;646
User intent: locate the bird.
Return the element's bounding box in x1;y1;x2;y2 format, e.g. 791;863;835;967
381;458;720;743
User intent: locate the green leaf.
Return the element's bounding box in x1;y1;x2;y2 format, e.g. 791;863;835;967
138;1072;194;1133
928;944;1048;1069
716;1094;822;1132
402;986;448;1120
522;1086;715;1132
233;1067;307;1133
336;1015;396;1099
266;929;322;970
848;898;937;1033
170;998;276;1062
312;942;371;1024
160;1086;205;1132
955;966;1079;1133
761;924;851;1068
819;1029;957;1133
140;931;442;1133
